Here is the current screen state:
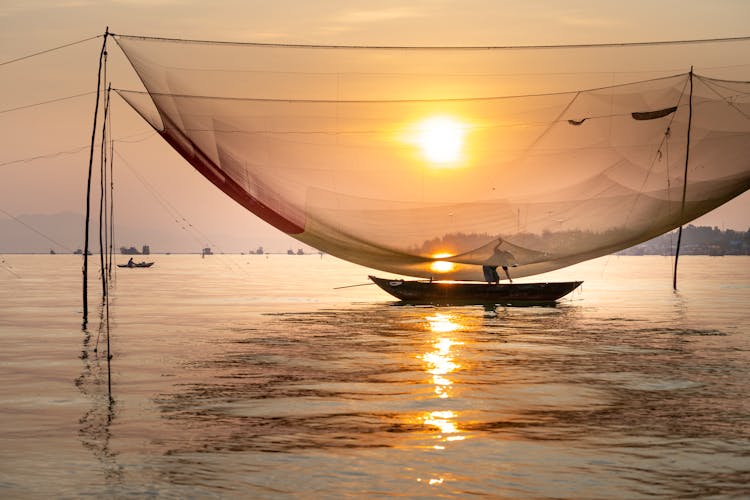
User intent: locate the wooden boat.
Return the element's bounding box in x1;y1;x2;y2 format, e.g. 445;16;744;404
117;261;154;268
369;275;582;306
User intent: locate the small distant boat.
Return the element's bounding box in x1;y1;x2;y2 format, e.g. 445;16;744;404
369;275;582;306
117;261;154;268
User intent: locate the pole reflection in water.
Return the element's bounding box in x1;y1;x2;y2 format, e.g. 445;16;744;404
75;306;122;483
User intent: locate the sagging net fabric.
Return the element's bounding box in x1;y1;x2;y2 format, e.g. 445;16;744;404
114;35;750;280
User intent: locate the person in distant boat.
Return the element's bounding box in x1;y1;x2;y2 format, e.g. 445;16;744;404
127;257;134;267
482;238;516;284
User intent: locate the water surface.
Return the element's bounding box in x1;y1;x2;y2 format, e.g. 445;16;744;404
1;255;748;498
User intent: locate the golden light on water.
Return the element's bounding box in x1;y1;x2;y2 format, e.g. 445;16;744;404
424;410;459;434
417;477;445;485
421;315;464;400
408;312;475;487
416;313;467;453
424;409;463;450
426;313;460;334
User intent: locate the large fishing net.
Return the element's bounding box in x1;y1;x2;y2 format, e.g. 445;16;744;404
115;35;750;280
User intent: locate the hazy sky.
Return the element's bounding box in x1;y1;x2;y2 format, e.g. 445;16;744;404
1;1;749;252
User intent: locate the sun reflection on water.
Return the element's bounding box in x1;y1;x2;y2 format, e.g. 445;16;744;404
425;410;459;435
419;314;468;438
426;313;460;333
421;314;464;400
413;312;471;487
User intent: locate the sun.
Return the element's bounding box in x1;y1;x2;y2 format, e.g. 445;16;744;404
415;116;466;164
430;252;455;273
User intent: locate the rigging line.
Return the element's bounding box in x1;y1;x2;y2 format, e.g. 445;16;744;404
111;148;247;274
0;255;21;278
145;62;687;78
0;34;102;67
178;105;668;137
0;207;75;252
105;86;112;286
0;131;156;168
112;32;750;50
333;282;375;289
99;71;110;303
666;126;672;217
108;99;115;280
0;91;97;115
696;75;750;86
622;75;688;230
114;72;689;103
113;132;158;143
519;91;582;171
0;144;89;167
112;149;195;227
698;75;750;120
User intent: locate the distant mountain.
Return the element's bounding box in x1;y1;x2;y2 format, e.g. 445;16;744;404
0;212;84;254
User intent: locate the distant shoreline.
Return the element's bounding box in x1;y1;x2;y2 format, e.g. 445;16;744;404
4;225;748;256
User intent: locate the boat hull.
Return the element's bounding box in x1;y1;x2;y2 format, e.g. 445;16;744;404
369;275;582;306
117;262;154;268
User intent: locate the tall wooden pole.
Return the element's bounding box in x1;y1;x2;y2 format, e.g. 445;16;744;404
83;28;108;327
673;67;693;290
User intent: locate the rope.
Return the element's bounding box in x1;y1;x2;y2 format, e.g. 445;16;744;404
112;33;750;51
0;34;102;67
0;132;154;168
99;77;110;304
0;254;21;278
108;94;116;279
114;72;689;104
0;91;96;115
0;207;74;252
0;144;90;168
112;147;250;276
622;77;688;230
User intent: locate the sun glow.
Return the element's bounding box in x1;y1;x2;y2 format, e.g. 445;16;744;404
415;116;466;164
430;252;455;273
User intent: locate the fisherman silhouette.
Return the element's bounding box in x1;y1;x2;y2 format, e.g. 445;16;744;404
482;238;516;284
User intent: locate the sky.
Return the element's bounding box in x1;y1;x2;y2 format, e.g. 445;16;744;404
1;0;749;253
